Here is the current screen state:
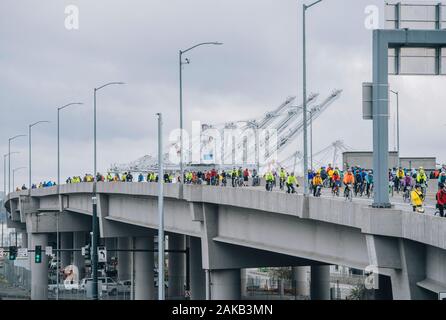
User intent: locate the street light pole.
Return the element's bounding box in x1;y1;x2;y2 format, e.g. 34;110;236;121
8;135;26;193
57;103;83;186
92;82;124;300
390;90;400;168
157;113;165;300
56;212;59;300
29;121;50;190
302;0;323;195
179;42;223;183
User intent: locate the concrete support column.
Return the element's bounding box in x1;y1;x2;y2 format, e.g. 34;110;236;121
60;232;73;268
117;237;131;281
293;266;310;296
310;265;330;300
134;236;155;300
73;232;86;279
30;233;49;300
241;269;248;298
21;232;28;248
168;234;185;299
210;269;241;300
189;237;205;300
105;238;115;264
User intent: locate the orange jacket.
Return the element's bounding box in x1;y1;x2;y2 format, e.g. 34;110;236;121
343;173;355;184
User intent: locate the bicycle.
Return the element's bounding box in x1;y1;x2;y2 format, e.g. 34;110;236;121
279;178;285;191
403;186;411;203
389;181;394;197
252;175;260;187
265;181;273;192
366;183;373;198
332;183;340;197
344;184;353;202
314;185;322;197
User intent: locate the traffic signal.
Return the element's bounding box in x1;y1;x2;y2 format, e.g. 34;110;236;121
35;245;42;263
82;245;91;260
8;246;17;261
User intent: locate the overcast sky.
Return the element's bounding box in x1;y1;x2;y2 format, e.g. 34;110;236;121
1;0;445;188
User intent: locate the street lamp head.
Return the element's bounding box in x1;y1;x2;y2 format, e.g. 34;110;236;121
95;82;126;91
30;120;51;128
213;42;224;45
58;102;84;111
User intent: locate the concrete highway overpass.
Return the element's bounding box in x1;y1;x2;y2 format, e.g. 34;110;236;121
4;182;446;300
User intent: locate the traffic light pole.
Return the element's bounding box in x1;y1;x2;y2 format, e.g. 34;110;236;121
92;196;98;300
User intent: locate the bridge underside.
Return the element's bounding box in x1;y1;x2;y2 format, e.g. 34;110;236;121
5;183;446;300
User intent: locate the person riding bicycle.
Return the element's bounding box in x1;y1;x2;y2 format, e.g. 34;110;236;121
320;167;328;186
438;172;446;189
403;172;414;192
332;170;341;194
308;170;315;193
365;170;374;196
416;167;427;185
436;183;446;218
354;169;364;196
265;171;274;192
396;167;405;192
411;184;425;213
312;173;323;197
286;173;299;194
279;168;287;190
231;167;237;187
343;169;355;197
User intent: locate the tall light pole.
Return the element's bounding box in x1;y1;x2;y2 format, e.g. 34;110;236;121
8;135;26;193
12;167;26;191
92;82;124;300
156;113;165;300
29;121;50;190
302;0;323;195
390;90;400;168
293;105;319;171
57;103;83;185
2;152;19;249
179;42;223;182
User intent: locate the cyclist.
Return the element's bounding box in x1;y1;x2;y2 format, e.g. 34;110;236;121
312;173;323;197
286;173;299;194
411;184;425;213
265;171;274;192
416;167;428;196
365;170;374;197
332;170;341;195
354;169;364;196
436;183;446;217
396;167;405;193
438;172;446;189
279;168;287;190
343;169;355;199
231;167;237;187
308;170;315;193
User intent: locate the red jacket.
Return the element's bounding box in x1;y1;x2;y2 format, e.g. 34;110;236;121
437;189;446;206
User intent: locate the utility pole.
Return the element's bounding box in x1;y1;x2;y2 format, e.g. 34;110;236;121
157;113;165;300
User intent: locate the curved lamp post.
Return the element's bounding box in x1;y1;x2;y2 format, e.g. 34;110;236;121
179;42;223;182
57;103;83;185
92;82;125;300
29;121;51;190
8;135;26;193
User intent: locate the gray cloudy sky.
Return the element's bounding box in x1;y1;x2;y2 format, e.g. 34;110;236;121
1;0;445;188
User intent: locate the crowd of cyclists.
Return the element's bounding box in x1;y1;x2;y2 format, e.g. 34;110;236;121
14;163;446;217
